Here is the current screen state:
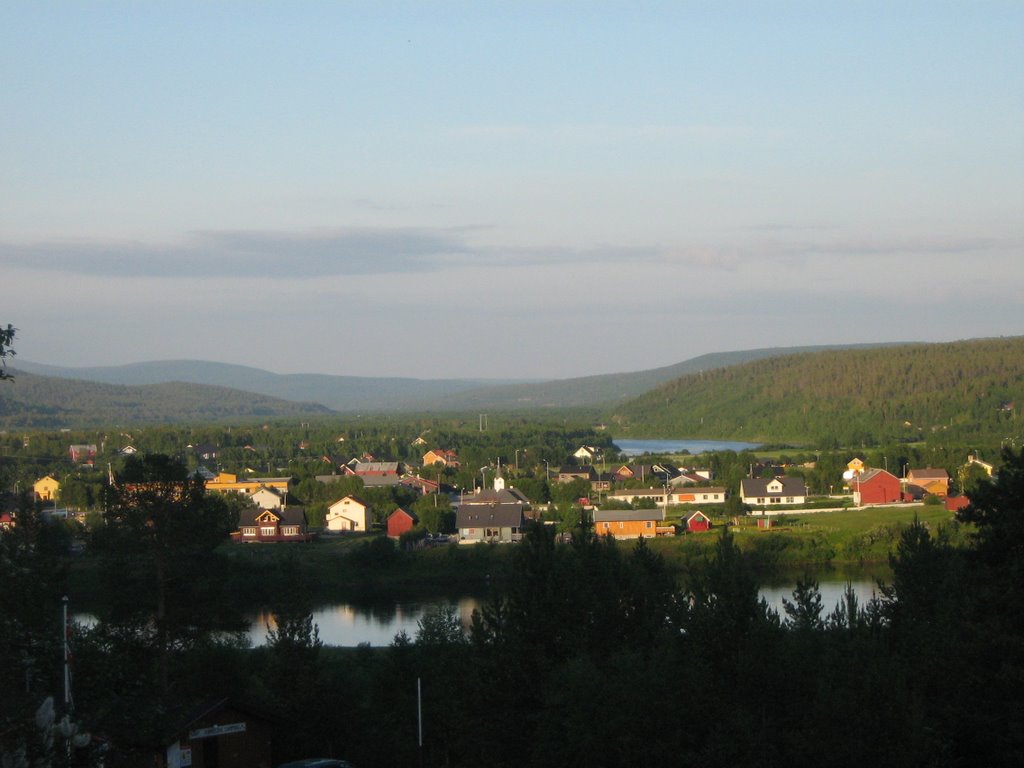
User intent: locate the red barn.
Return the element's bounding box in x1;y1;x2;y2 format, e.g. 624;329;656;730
945;495;970;513
387;507;419;538
852;468;901;505
686;510;712;533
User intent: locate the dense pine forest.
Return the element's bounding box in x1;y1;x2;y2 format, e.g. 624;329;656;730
612;336;1024;445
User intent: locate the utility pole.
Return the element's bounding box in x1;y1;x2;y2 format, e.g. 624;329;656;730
417;677;424;768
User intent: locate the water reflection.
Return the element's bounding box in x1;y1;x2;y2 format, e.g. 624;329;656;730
246;578;885;647
246;596;482;648
759;578;882;617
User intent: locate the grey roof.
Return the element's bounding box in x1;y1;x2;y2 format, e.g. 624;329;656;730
857;468;897;483
461;487;530;505
352;461;402;474
456;502;526;529
240;506;307;526
592;508;666;523
740;477;807;496
360;474;404;487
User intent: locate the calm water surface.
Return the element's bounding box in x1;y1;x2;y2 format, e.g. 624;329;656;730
244;575;885;647
74;576;885;647
614;438;762;456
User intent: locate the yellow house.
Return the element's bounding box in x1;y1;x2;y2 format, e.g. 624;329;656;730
34;475;60;502
422;449;459;468
205;472;291;496
847;457;866;475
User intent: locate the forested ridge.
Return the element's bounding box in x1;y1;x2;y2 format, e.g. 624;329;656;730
0;371;332;427
612;336;1024;445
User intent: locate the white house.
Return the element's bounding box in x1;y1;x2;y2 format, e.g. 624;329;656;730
606;487;727;506
326;495;372;532
573;445;599;463
740;477;808;506
249;485;285;510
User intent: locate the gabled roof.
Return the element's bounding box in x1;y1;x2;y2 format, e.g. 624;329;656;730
329;494;370;509
740;477;808;496
240;506;307;526
250;485;284;497
608;488;666;499
456;502;525;529
389;507;419;523
558;466;595;478
592;508;665;523
352;461;402;474
907;467;949;480
462;487;530;505
856;468;898;484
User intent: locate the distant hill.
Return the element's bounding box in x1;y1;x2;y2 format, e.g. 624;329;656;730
609;336;1024;445
10;360;520;413
0;371;333;428
415;343;905;411
12;343;905;415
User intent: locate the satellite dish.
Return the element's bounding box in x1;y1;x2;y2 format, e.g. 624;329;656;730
842;470;855;481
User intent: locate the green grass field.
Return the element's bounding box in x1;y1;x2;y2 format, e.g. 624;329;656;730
645;503;966;572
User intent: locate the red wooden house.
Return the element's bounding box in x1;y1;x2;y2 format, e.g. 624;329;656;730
157;698;274;768
686;510;712;533
387;507;420;538
852;468;901;505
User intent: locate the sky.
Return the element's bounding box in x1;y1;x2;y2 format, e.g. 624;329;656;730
3;1;1022;380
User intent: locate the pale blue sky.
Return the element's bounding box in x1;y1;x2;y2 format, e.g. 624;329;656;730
3;2;1022;379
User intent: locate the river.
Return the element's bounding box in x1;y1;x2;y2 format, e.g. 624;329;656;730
243;573;886;647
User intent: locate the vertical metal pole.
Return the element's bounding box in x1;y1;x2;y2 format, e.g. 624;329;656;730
62;595;71;712
417;677;423;765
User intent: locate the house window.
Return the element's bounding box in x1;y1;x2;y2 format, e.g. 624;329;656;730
645;521;652;529
243;527;256;536
261;526;276;536
618;522;624;529
786;497;794;503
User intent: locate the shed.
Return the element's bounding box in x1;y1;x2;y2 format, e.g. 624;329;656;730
159;699;273;768
686;510;712;533
387;507;420;538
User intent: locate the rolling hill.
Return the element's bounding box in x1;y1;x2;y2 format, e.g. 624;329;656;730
7;338;1015;438
609;336;1024;445
0;371;333;428
413;343;905;410
12;343;898;414
10;359;520;413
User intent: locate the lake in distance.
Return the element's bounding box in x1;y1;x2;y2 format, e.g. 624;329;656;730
613;438;762;456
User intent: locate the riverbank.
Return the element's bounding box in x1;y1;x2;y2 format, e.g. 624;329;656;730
65;504;964;609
